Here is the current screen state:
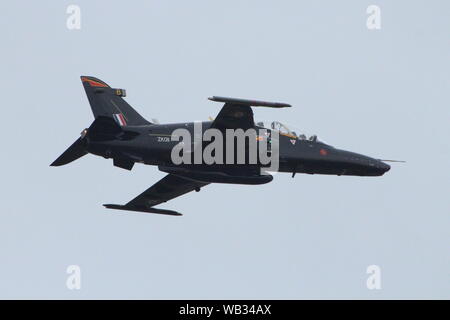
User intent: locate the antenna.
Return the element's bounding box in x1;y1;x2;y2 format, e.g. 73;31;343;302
379;159;406;163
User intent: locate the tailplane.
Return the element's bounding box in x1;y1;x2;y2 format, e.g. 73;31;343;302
50;117;122;167
50;131;88;166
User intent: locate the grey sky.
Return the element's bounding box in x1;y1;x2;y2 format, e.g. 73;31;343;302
1;1;449;299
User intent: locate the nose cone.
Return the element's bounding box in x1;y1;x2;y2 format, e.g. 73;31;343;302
333;149;392;176
377;161;391;174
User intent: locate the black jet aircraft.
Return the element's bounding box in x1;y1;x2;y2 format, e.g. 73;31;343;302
51;76;393;216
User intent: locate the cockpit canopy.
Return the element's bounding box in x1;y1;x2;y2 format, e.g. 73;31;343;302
255;120;321;143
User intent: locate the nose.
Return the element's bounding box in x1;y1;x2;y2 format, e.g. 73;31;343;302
376;161;390;173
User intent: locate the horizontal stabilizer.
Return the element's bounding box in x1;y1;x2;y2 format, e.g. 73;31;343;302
208;96;291;108
50;137;87;166
103;204;182;216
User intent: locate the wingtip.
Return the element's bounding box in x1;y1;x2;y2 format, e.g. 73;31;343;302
103;204;183;216
208;96;291;108
50;159;62;166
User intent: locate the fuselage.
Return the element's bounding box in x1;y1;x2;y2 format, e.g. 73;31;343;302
86;121;390;181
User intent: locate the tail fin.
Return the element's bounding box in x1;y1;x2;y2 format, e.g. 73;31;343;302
81;76;151;126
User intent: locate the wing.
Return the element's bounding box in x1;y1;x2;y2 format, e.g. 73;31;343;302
208;96;291;130
210;102;254;130
104;174;209;216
